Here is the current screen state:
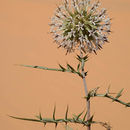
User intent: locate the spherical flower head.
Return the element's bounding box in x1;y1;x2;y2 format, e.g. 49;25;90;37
50;0;111;54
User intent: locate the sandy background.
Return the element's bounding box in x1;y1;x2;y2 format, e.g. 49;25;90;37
1;0;130;130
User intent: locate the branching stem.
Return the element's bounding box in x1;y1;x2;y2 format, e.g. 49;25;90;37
92;94;130;107
9;115;111;130
18;64;83;78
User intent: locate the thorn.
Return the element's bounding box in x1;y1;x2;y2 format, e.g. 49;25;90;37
58;45;61;48
53;105;56;120
66;50;69;55
83;55;89;60
76;110;85;120
65;105;69;120
115;88;124;99
59;64;66;71
64;120;68;126
67;64;75;72
98;44;103;49
44;122;46;127
83;111;87;121
88;115;94;123
93;50;97;55
77;63;80;72
39;112;42;120
106;85;111;95
55;122;58;128
84;71;88;76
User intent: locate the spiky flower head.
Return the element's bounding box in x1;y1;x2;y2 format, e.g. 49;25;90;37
50;0;111;54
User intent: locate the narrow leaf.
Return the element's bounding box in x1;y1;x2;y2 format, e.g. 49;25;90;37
67;64;75;72
78;72;83;78
84;71;88;76
115;88;124;99
76;55;82;62
36;112;42;120
88;115;94;123
93;50;97;55
83;55;88;61
9;115;41;123
76;110;84;120
83;111;87;121
59;64;66;71
65;106;69;120
39;113;42;120
72;114;77;120
106;85;116;95
77;63;80;72
19;64;61;72
77;55;81;59
106;85;111;95
53;106;56;120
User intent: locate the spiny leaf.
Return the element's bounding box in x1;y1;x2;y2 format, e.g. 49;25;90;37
88;115;94;123
65;106;69;120
81;47;86;54
53;106;56;120
55;122;58;128
77;63;80;72
115;88;124;99
9;115;41;122
106;85;111;95
84;71;88;76
9;114;114;128
67;64;75;72
19;64;61;72
83;55;88;61
76;110;84;120
44;122;46;127
83;111;87;121
93;50;97;55
76;55;82;62
39;113;42;120
72;114;77;120
19;64;81;77
106;85;116;95
94;87;100;94
84;59;88;62
36;112;42;120
59;64;66;71
77;72;83;78
77;55;81;59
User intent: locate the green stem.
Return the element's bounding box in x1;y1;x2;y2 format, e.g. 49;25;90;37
9;115;111;129
19;64;82;77
95;94;130;107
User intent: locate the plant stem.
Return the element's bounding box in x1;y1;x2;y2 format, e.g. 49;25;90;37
80;54;91;130
94;94;130;107
18;64;83;78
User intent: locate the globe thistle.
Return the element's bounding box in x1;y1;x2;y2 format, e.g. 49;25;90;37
50;0;111;54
